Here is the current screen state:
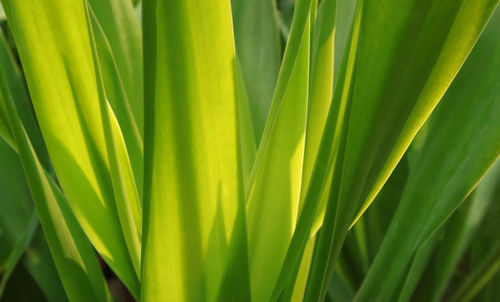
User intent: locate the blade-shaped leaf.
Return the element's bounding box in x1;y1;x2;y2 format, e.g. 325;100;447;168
0;211;38;298
363;155;409;263
87;0;143;135
0;101;14;149
87;3;142;278
0;132;67;302
411;160;500;302
0;233;10;271
0;30;111;302
288;235;316;302
449;243;500;302
22;228;69;302
234;61;256;190
306;0;499;299
326;270;354;302
1;0;140;292
0;22;52;172
299;0;335;211
142;0;250;300
87;0;144;197
467;194;500;301
245;2;311;301
356;6;500;300
333;0;357;84
231;0;281;141
270;2;362;297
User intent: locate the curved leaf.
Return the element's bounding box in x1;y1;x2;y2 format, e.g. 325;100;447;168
0;30;111;302
1;0;139;293
356;7;500;300
306;0;499;299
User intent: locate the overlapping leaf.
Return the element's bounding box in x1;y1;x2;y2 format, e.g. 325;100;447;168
299;0;335;212
232;0;281;140
0;136;67;302
270;2;362;298
276;1;337;300
0;30;111;302
356;6;500;300
244;0;318;299
0;211;38;298
304;0;499;299
412;160;500;302
1;0;140;294
87;0;144;196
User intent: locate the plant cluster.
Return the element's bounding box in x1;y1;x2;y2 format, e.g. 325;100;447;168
0;0;499;301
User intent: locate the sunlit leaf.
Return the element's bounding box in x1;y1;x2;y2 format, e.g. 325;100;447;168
87;0;144;197
305;0;499;299
246;1;311;300
142;0;250;300
1;0;140;293
0;27;112;302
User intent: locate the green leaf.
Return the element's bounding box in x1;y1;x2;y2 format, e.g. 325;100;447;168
479;253;500;301
245;3;311;302
86;0;144;197
326;269;354;302
1;0;140;293
232;0;281;141
300;1;362;298
0;107;14;149
270;1;361;297
87;3;142;278
449;243;500;302
299;0;335;212
396;231;439;302
0;29;111;302
234;61;256;190
449;170;500;302
87;0;143;136
0;134;67;302
356;6;500;300
347;0;499;226
0;24;52;172
333;0;357;84
410;160;500;302
0;129;32;240
305;0;499;299
363;155;409;263
260;5;339;296
0;233;10;272
142;0;250;300
0;211;38;299
288;236;316;302
22;228;69;302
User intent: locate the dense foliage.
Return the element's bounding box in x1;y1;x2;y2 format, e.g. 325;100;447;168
0;0;499;301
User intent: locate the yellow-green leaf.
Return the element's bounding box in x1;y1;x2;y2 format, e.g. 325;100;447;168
305;0;499;299
1;0;139;294
245;1;312;300
0;30;111;302
141;0;250;300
